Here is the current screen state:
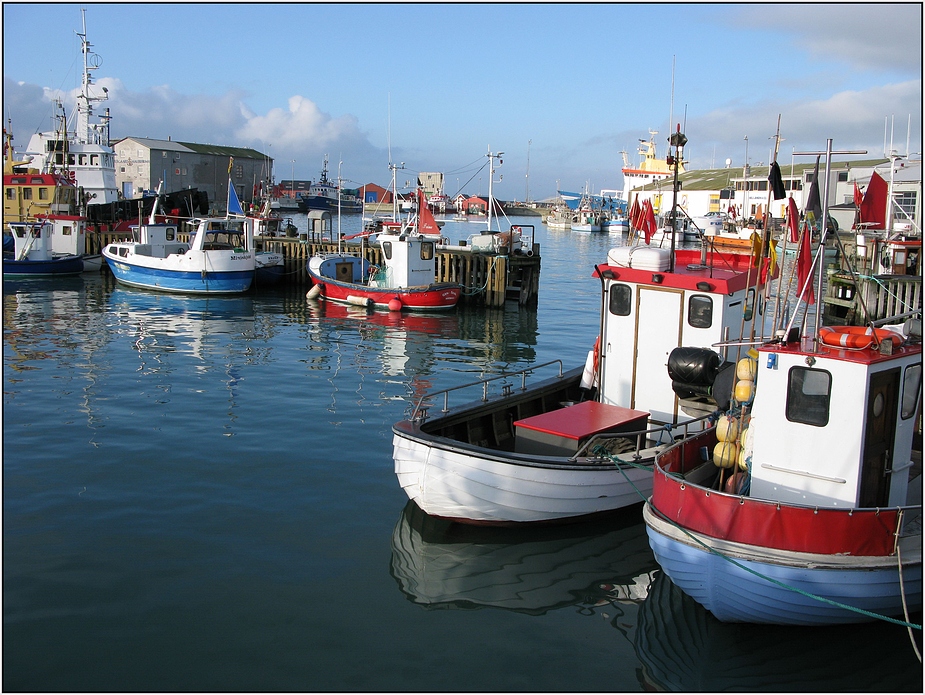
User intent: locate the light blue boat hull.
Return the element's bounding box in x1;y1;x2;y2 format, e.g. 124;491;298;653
644;510;923;625
105;259;253;294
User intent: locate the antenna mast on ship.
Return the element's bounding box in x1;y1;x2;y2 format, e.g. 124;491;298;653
75;8;110;148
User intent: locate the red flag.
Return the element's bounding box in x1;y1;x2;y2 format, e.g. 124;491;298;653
629;197;641;229
853;182;863;209
859;172;887;229
786;197;799;243
416;189;441;236
643;200;657;244
796;224;816;305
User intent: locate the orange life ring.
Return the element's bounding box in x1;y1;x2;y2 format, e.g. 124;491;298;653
819;326;902;350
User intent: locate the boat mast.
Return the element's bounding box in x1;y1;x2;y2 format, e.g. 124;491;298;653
792;139;866;345
75;8;109;147
486;148;503;233
667;125;687;272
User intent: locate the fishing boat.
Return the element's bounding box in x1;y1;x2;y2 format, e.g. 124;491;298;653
103;215;257;294
18;10;119;206
297;155;363;214
544;205;572;230
643;322;922;625
571;193;602;232
306;189;461;311
392;129;784;525
4;218;84;277
3;128;78;222
643;141;923;626
601;212;629;234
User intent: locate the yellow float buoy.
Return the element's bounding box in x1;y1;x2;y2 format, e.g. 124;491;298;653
713;441;739;469
735;379;755;403
736;357;757;381
715;414;739;443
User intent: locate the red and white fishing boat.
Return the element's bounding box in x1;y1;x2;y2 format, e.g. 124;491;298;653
644;140;922;626
306;189;460;311
644;323;922;625
392;129;786;524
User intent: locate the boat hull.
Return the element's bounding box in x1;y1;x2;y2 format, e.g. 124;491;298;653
104;253;254;294
3;255;84;276
643;426;923;625
644;503;922;625
298;196;362;214
392;368;656;525
307;268;460;311
393;427;652;524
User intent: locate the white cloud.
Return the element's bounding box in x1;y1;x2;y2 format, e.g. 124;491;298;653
235;95;364;151
736;4;922;73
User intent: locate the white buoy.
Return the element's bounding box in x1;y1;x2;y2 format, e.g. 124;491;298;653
346;295;373;307
306;285;322;300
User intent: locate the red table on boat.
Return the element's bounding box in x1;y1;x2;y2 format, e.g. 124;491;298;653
513;400;650;456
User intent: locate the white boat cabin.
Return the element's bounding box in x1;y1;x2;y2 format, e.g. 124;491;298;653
8;220;58;261
371;233;438;289
749;339;921;509
596;246;768;426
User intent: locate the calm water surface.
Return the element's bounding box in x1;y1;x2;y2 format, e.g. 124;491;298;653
4;217;921;691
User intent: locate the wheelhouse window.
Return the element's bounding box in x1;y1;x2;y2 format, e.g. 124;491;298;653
901;364;922;420
786;367;831;426
609;284;632;316
420;241;434;261
382;241;393;260
688;295;713;328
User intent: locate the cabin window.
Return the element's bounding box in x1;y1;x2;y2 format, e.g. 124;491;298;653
608;284;632;316
68;154;76;166
786;367;831;427
688;295;713;328
901;364;922;420
38;188;49;200
420;242;434;261
21;188;32;200
6;188;15;200
78;154;87;166
166;227;176;241
382;241;393;260
61;226;72;236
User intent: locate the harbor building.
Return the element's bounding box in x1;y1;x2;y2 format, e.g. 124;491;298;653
113;137;271;214
628;157;920;229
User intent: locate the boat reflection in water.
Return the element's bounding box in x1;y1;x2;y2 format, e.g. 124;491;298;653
390;502;657;623
635;571;923;692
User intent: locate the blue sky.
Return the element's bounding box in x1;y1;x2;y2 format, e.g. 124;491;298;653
3;2;921;200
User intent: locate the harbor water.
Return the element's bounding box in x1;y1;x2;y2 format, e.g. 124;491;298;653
3;217;921;691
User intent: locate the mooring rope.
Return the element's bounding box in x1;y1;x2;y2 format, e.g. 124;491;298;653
593;445;923;632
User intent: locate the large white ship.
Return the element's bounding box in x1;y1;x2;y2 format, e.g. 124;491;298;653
621;130;682;200
19;9;119;206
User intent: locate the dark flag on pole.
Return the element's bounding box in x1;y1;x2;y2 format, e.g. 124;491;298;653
805;156;822;227
768;161;786;200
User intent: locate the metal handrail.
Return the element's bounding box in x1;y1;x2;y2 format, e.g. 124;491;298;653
409;359;566;421
570;410;718;462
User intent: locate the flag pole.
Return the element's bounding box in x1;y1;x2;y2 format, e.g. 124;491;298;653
792;141;866;347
